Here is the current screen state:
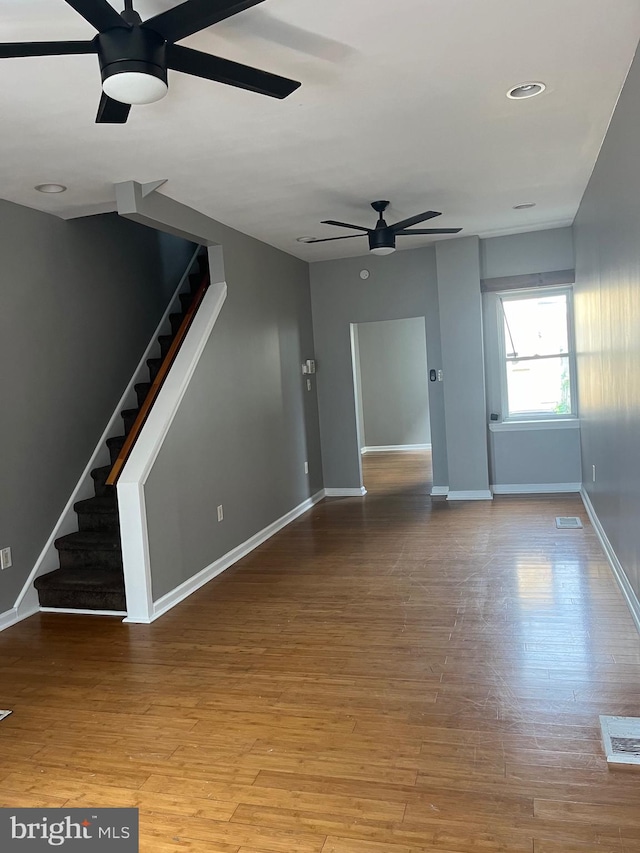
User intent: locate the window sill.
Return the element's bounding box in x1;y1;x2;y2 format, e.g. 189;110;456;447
489;419;580;432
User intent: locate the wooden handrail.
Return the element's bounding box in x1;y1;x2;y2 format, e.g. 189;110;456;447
106;270;210;486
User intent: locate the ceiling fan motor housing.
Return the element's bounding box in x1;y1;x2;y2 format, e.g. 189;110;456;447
95;27;167;91
368;228;396;253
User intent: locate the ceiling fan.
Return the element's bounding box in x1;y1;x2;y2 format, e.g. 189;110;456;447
304;200;463;255
0;0;301;124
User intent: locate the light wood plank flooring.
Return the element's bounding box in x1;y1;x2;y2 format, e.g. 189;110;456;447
1;451;640;852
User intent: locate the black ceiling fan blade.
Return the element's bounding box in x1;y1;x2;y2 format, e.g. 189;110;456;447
321;220;371;233
390;210;442;231
144;0;266;44
396;228;463;235
167;44;300;99
96;93;131;124
305;234;365;243
64;0;130;33
0;41;95;58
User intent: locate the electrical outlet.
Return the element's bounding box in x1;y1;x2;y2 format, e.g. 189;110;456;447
592;464;596;483
0;548;12;570
304;461;309;474
217;505;224;522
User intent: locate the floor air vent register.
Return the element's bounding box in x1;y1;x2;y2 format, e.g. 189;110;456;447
600;716;640;766
555;516;583;529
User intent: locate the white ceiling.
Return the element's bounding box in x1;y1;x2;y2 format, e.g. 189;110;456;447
1;0;640;260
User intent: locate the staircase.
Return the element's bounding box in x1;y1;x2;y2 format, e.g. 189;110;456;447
34;250;209;612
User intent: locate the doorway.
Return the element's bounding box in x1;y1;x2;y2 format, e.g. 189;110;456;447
351;317;433;495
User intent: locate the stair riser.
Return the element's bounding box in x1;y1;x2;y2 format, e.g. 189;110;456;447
57;548;123;572
169;313;183;335
77;512;119;534
188;274;201;294
158;336;173;358
91;473;112;497
37;588;126;611
179;293;193;312
92;481;112;498
147;360;161;382
135;384;150;408
107;444;122;466
122;411;138;434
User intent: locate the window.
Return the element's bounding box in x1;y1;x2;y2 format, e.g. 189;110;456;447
497;286;576;420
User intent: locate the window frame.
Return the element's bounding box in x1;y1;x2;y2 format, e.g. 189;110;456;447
496;284;578;423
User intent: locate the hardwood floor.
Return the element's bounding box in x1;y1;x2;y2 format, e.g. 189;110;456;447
1;451;640;852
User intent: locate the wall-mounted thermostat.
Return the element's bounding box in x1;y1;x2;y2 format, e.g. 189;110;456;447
359;270;370;280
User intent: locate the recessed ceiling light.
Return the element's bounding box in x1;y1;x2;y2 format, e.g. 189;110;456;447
507;82;546;100
296;236;316;243
513;202;536;210
35;183;67;193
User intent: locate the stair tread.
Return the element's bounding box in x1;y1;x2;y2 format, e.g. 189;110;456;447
74;496;117;514
55;532;121;551
106;434;125;449
121;407;139;418
91;465;112;479
35;567;124;592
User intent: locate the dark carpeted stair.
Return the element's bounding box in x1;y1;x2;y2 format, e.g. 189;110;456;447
34;249;209;612
35;567;126;611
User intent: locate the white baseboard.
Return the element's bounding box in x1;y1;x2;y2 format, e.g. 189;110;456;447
0;604;40;634
581;487;640;635
39;608;127;618
447;489;493;501
126;490;326;624
362;444;432;454
492;482;582;495
324;487;368;497
447;490;494;501
430;486;449;497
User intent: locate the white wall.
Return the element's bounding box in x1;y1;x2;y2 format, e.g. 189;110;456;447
356;317;430;449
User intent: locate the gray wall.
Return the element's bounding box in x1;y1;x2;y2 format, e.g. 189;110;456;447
481;227;581;488
141;224;322;601
489;427;582;486
309;248;448;490
356;318;430;448
574;45;640;602
436;237;490;494
0;202;192;612
156;231;199;302
481;227;574;279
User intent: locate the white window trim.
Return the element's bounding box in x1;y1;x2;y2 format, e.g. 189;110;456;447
489;418;580;432
496;284;578;424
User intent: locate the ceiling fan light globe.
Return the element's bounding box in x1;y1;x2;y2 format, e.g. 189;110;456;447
370;246;396;256
102;71;168;105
